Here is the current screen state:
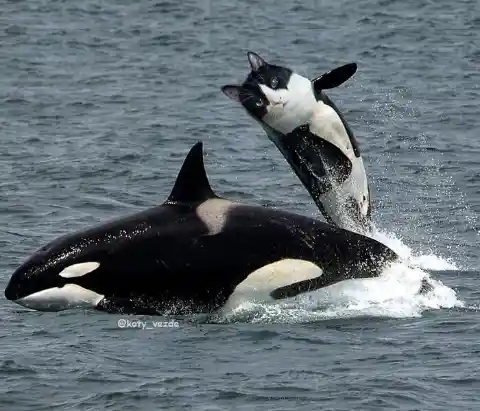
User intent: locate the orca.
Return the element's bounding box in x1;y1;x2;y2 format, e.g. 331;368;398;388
4;142;397;315
222;52;372;234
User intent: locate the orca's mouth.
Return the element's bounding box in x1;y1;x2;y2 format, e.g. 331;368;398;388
5;265;63;302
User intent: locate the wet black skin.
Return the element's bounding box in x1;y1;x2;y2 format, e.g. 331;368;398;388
5;143;396;314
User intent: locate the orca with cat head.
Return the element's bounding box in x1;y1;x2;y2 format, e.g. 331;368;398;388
5;142;396;315
222;52;372;234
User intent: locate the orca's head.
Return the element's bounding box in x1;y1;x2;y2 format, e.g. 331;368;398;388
222;52;309;124
5;234;106;311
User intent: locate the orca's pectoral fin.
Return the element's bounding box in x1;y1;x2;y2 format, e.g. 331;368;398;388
312;63;357;92
282;125;353;192
270;257;392;300
270;274;336;300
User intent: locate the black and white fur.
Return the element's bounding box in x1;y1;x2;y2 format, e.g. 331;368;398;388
222;52;371;234
5;142;395;315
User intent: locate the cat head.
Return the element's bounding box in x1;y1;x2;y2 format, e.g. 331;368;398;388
221;52;295;122
222;51;357;125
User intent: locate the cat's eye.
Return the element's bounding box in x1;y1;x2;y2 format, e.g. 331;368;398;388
270;77;279;89
255;99;263;107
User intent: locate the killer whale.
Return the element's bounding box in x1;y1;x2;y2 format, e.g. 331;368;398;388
222;52;371;234
5;142;397;315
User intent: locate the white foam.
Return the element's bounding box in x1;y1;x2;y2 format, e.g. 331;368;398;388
370;226;458;271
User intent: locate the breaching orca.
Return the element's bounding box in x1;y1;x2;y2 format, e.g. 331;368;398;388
5;143;396;315
222;52;371;234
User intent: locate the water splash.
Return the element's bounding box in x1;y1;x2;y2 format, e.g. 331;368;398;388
371;225;458;271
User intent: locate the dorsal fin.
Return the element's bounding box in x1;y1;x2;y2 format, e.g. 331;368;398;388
166;142;217;204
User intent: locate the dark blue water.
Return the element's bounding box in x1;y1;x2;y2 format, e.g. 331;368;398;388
1;0;479;409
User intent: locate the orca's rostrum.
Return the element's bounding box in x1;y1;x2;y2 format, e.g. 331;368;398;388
5;143;397;314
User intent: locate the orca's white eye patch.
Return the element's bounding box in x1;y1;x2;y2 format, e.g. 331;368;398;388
59;262;100;278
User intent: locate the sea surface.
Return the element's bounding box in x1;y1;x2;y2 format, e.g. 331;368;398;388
1;0;479;409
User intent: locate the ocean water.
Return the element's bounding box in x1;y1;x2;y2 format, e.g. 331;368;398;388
1;0;479;410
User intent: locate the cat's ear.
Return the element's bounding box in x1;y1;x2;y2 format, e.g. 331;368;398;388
312;63;357;91
247;51;267;72
221;85;243;102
